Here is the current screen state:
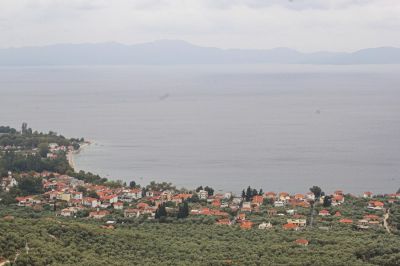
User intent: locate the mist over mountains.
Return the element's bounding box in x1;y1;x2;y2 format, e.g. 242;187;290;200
0;40;399;66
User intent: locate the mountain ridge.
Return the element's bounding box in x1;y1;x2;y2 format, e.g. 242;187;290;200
0;40;399;65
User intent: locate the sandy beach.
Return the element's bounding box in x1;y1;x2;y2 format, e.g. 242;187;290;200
67;141;91;170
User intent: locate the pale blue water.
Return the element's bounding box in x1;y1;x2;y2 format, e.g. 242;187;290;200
1;64;399;194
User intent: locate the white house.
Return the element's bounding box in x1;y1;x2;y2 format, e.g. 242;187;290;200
258;222;273;230
198;190;209;200
274;201;285;207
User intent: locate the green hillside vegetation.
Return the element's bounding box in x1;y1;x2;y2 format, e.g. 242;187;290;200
1;207;400;266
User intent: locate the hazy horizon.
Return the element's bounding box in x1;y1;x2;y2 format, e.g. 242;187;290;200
1;39;399;54
1;0;399;52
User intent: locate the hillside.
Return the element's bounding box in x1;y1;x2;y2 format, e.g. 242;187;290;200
0;40;399;66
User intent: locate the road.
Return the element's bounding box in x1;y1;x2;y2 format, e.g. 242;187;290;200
383;208;391;234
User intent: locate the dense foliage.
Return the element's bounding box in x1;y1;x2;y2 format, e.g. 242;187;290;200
0;152;71;176
0;124;81;176
0;207;400;266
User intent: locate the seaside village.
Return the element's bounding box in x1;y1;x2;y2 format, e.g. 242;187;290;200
2;168;399;239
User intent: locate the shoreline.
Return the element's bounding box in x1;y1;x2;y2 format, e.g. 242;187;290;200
67;141;91;170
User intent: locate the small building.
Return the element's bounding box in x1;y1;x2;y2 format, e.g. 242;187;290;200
363;191;373;199
339;219;353;224
89;210;110;219
368;201;384;210
113;202;124;210
83;197;100;208
216;219;231;225
319;209;330;216
240;220;253;229
265;192;276;199
258;222;273;230
334;211;342;217
60;207;79;217
124;208;140;218
252;195;264;206
283;223;299;231
295;239;309;246
198;190;209;200
274;201;285;207
287;218;307;227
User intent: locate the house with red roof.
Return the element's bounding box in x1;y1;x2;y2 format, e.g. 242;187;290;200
83;197;99;208
334;190;343;196
252;195;264;206
137;202;149;209
279;192;290;202
265;192;276;199
319;209;330;216
295;239;309;246
294;194;305;200
363;191;373;199
332;195;344;206
368;201;384;210
124;208;141;218
339;219;353;224
71;191;83;200
287;218;307;227
283;223;299;230
237;213;246;221
16;196;41;207
240;220;253;229
216;219;231;225
89;210;110;219
113;202;124;210
100;194;118;204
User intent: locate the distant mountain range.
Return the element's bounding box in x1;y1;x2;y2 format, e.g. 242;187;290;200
0;40;400;65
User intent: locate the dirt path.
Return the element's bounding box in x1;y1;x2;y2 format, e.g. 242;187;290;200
383;208;391;234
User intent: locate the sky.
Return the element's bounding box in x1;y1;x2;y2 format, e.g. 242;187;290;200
0;0;399;52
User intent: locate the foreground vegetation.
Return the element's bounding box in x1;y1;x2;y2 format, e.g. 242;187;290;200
1;206;400;266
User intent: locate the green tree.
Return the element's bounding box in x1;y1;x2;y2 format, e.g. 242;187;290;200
310;186;322;199
77;186;88;196
204;186;214;196
38;143;49;158
87;190;99;199
323;196;332;207
155;203;167;219
17;175;43;195
21;122;28;134
177;201;189;219
129;181;136;188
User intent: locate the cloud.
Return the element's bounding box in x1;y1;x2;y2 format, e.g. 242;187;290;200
0;0;399;52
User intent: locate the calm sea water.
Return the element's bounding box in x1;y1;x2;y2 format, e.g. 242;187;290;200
1;64;399;194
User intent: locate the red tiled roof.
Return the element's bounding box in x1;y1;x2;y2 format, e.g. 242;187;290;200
369;201;384;207
252;195;264;203
216;219;231;225
295;239;309;245
240;220;253;229
364;214;380;220
283;223;298;230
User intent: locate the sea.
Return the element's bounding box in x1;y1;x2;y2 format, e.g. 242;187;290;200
1;64;399;194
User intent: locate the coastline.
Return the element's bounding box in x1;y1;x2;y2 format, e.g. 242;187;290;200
67;141;91;170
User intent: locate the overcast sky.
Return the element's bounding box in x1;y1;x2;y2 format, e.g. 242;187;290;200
0;0;399;52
